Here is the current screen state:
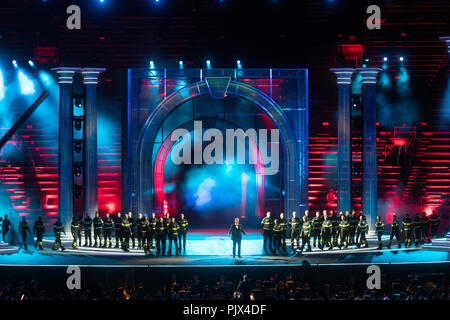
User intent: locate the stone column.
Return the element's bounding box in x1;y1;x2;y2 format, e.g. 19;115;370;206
330;68;355;215
357;67;381;234
439;36;450;240
81;68;106;218
52;67;80;230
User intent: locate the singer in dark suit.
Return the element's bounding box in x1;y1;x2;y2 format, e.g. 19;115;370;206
228;218;247;258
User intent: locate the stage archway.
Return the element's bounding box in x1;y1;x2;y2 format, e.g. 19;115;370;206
135;78;301;219
153;119;266;222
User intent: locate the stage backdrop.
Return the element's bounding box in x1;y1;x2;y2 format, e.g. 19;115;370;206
122;68;308;227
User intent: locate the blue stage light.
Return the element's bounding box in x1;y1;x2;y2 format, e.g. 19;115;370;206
236;60;242;69
38;70;55;88
149;60;155;69
28;60;35;68
399;56;404;62
12;60;18;68
206;60;211;69
179;60;184;69
383;57;388;62
0;69;5;101
18;70;35;95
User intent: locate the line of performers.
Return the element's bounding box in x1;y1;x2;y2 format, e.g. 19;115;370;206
17;212;189;255
260;210;441;254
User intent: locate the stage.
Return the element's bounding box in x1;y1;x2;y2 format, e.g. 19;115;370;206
1;229;449;268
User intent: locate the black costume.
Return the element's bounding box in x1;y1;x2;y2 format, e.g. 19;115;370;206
375;220;385;250
18;219;30;250
33;218;45;249
71;217;80;249
121;217;132;252
228;223;247;258
402;216;413;248
311;216;323;248
53;220;65;251
93;216;104;247
103;216;113;248
1;216;10;242
114;215;122;248
299;220;312;252
321;219;333;250
83;216;93;247
356;220;369;248
289;216;301;250
261;216;274;250
388;218;401;249
168;221;180;255
178;217;189;252
155;220;167;255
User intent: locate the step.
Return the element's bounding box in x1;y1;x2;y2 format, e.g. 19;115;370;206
0;243;19;254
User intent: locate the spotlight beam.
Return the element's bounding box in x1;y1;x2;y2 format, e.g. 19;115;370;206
0;91;49;150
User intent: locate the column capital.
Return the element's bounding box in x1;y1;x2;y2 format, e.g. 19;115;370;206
330;68;355;85
439;36;450;55
51;67;81;84
80;68;106;85
356;67;382;84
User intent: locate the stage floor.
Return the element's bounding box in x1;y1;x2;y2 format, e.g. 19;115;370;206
0;229;449;268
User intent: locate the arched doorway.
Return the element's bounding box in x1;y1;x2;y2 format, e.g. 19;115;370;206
136;78;301;221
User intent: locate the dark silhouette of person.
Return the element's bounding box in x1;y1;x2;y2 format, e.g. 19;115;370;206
18;216;30;250
236;274;251;300
2;214;11;242
228;217;247;258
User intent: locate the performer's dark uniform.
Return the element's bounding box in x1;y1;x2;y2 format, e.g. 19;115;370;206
83;216;93;247
278;217;287;252
178;218;189;252
114;216;122;248
128;216;136;249
103;216;113;248
375;220;385;250
168;221;180;255
33;218;45;249
71;217;80;249
53;220;65;251
93;216;104;247
320;219;333;250
349;214;358;245
155;220;167;255
149;216;158;248
331;214;340;247
421;215;430;244
121;217;132;252
429;212;440;238
142;218;151;254
311;216;323;248
299;220;312;252
272;224;282;254
356;220;369;248
387;219;401;249
288;216;301;250
1;216;10;242
402;216;414;248
339;219;350;249
261;216;274;250
413;214;422;247
137;217;146;249
18;219;30;250
228;223;247;258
